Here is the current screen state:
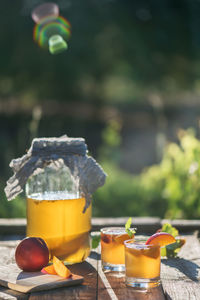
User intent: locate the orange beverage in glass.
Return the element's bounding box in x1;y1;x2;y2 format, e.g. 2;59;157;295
101;227;134;271
26;191;91;264
124;239;161;289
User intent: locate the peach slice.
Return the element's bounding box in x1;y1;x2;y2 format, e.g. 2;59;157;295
101;233;112;244
145;232;176;247
142;246;160;259
53;256;72;278
41;264;57;275
114;233;131;244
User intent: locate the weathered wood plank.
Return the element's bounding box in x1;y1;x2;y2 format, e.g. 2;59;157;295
92;217;161;234
97;244;166;300
0;219;26;236
97;268;166;300
0;241;28;300
161;234;200;300
0;233;200;299
0;287;29;300
1;217;200;236
0;217;161;236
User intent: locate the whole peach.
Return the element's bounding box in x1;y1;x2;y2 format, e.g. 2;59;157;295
15;237;49;272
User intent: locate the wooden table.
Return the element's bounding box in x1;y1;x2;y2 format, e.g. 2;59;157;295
0;233;199;300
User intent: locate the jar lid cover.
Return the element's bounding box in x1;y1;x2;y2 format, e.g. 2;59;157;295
5;135;106;212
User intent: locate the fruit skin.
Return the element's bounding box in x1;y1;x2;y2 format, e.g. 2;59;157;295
179;237;186;247
53;256;72;278
101;233;112;244
145;232;176;247
15;237;49;272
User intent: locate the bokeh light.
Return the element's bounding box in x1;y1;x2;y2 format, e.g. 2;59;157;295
32;2;71;54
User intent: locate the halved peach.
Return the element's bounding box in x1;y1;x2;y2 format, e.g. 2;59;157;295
53;256;72;278
41;264;57;275
145;232;176;247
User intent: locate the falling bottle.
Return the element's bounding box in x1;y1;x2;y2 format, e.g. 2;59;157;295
31;2;71;55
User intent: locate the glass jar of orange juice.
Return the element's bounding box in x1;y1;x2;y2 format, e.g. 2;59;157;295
5;136;106;265
26;162;92;264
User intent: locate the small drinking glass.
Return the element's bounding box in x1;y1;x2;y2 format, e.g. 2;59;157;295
124;239;161;290
101;227;135;272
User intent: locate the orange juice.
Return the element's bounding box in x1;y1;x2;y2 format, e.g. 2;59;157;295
124;239;161;288
26;191;91;264
101;227;133;271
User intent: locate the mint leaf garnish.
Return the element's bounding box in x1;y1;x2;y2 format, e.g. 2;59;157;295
125;217;136;238
161;239;185;258
160;223;185;258
161;223;179;237
91;234;101;249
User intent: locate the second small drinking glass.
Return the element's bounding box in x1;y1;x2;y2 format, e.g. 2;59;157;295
124;239;161;290
101;227;135;272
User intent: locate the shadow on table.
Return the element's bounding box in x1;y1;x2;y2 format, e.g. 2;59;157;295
162;258;200;282
68;258;98;276
89;250;101;261
165;292;173;300
17;271;44;281
66;251;100;290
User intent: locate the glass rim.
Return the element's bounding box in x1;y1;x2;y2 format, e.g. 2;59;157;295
100;227;136;234
124;239;159;248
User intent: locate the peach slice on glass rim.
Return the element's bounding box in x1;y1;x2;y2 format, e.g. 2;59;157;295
145;232;176;247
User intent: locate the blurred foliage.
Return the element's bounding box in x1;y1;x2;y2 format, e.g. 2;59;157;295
2;121;200;219
98;119;122;163
140;128;200;219
94;125;200;219
0;181;26;218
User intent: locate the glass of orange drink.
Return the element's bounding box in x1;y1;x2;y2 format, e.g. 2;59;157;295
124;233;176;289
101;227;135;272
124;239;161;289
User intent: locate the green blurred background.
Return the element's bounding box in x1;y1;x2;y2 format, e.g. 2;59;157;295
1;0;200;219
